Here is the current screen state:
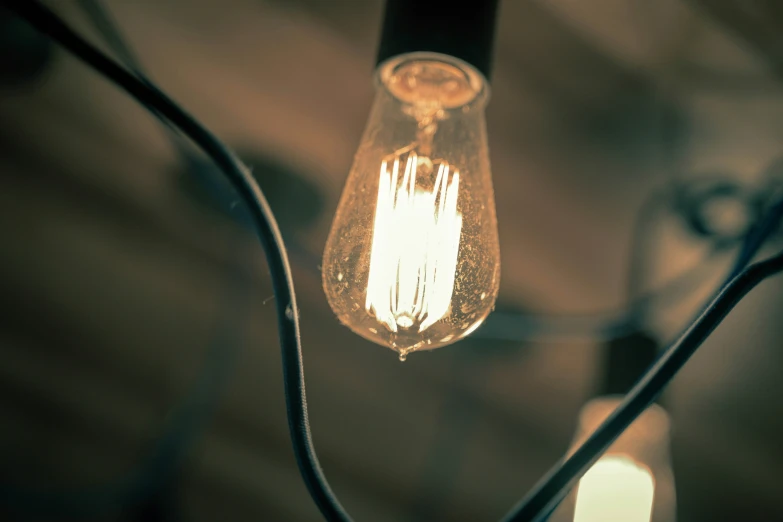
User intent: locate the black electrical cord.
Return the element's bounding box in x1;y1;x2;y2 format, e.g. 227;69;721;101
501;248;783;522
4;2;783;522
502;196;783;522
0;1;352;521
0;4;248;519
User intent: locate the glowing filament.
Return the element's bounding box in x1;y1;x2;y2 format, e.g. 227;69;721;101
365;150;462;334
574;455;655;522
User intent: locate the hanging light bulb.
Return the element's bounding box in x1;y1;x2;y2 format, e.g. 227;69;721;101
322;1;501;360
550;397;677;522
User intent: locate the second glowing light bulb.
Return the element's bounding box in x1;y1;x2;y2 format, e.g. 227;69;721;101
550;397;677;522
322;52;500;359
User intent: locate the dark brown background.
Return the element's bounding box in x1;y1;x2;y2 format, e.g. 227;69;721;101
1;1;782;521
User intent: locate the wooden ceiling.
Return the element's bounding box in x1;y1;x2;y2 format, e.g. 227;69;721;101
1;1;782;521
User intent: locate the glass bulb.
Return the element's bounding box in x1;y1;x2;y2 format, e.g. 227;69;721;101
574;455;655;522
322;52;500;359
550;397;677;522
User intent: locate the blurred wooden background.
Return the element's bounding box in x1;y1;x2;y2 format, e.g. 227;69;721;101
1;1;782;521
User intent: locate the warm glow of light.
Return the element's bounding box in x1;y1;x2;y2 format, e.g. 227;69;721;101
365;148;462;334
574;455;655;522
321;53;499;356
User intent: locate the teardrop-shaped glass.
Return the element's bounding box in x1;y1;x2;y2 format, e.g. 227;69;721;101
322;52;500;358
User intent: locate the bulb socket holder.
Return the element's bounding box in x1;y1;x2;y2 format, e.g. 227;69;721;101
376;0;500;81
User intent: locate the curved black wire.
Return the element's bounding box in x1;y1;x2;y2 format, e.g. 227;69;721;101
501;249;783;522
1;2;251;520
502;195;783;522
1;1;353;521
7;3;783;522
3;0;255;519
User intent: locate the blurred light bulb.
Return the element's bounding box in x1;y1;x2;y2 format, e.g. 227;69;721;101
322;52;500;360
574;455;655;522
550;397;677;522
